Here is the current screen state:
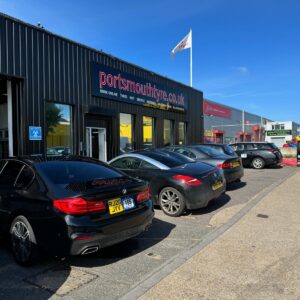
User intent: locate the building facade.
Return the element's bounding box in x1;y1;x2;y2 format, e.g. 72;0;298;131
0;13;204;161
265;121;300;147
203;99;270;144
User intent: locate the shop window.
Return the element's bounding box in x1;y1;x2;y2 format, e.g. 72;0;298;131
46;103;72;155
163;120;173;146
178;122;186;145
120;113;134;153
143;116;154;149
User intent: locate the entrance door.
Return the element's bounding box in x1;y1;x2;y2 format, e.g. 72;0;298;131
86;127;107;162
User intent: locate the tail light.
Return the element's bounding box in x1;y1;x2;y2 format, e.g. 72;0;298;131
137;188;150;203
53;197;106;215
217;163;232;169
269;149;277;153
76;235;94;241
173;175;202;186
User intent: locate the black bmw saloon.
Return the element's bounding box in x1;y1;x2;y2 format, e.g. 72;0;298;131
0;156;154;266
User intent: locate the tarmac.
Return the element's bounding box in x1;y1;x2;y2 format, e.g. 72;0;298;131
139;171;300;300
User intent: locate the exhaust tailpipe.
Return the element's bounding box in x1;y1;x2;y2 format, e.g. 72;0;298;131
81;246;99;255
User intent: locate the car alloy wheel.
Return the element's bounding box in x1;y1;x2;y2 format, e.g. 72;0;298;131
252;157;265;169
10;216;40;266
159;187;185;217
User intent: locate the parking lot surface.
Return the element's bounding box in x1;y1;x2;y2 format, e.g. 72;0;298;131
0;167;296;300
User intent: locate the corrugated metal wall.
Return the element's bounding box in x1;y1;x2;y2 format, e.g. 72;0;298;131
0;13;203;159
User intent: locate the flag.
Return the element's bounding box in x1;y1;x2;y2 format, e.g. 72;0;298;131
171;30;192;58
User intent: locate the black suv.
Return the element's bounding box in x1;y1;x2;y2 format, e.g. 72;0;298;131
230;142;282;169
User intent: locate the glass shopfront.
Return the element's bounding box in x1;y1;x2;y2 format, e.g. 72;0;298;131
120;113;134;153
143;116;154;149
163;119;173;146
45;103;72;155
178;122;186;145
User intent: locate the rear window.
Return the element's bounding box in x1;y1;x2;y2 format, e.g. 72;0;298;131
223;145;236;155
0;161;24;188
35;161;122;185
142;151;194;168
193;145;222;157
253;143;277;150
205;145;224;154
0;160;6;173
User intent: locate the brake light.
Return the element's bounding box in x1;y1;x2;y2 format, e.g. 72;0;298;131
53;197;106;214
76;235;94;241
217;163;232;169
137;188;150;203
269;149;277;153
173;175;202;186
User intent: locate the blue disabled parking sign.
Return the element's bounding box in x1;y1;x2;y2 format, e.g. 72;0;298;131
29;126;42;141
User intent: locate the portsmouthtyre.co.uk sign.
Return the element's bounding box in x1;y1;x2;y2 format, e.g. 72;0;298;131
91;62;188;112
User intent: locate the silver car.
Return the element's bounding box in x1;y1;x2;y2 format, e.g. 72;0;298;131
164;145;244;184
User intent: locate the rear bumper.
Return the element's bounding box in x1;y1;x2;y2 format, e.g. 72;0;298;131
265;157;282;166
58;200;154;256
224;168;244;184
184;179;226;210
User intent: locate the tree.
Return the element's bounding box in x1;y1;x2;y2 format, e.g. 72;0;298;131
45;103;62;137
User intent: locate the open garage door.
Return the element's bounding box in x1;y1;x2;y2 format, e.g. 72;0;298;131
0;78;13;159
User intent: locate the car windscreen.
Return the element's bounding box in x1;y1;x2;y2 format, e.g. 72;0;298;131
192;145;222;157
35;161;123;185
141;151;194;168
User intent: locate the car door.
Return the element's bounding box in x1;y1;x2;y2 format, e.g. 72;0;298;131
134;159;162;182
231;144;251;165
0;160;27;232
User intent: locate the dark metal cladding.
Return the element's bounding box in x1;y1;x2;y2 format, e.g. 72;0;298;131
0;13;204;160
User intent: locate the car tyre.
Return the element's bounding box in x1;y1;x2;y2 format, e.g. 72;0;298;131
159;187;186;217
252;157;265;169
10;216;40;266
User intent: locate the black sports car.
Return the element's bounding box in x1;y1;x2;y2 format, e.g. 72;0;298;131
0;156;154;266
109;150;226;217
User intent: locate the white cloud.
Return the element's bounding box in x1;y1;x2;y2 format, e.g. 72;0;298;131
236;66;249;75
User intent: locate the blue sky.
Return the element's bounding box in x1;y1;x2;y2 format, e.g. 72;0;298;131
1;0;300;121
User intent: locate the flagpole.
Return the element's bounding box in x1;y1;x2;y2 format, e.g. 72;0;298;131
190;29;193;87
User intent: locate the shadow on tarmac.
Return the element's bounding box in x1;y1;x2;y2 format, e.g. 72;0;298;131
226;181;247;191
0;217;175;299
187;193;231;216
62;217;175;267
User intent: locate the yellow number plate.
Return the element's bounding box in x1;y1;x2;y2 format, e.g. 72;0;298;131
108;198;124;215
212;181;223;191
232;161;240;168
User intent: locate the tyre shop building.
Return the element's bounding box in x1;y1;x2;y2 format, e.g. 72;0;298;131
0;13;203;161
203;99;270;144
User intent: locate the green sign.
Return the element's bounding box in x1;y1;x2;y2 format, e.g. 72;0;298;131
266;130;292;136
